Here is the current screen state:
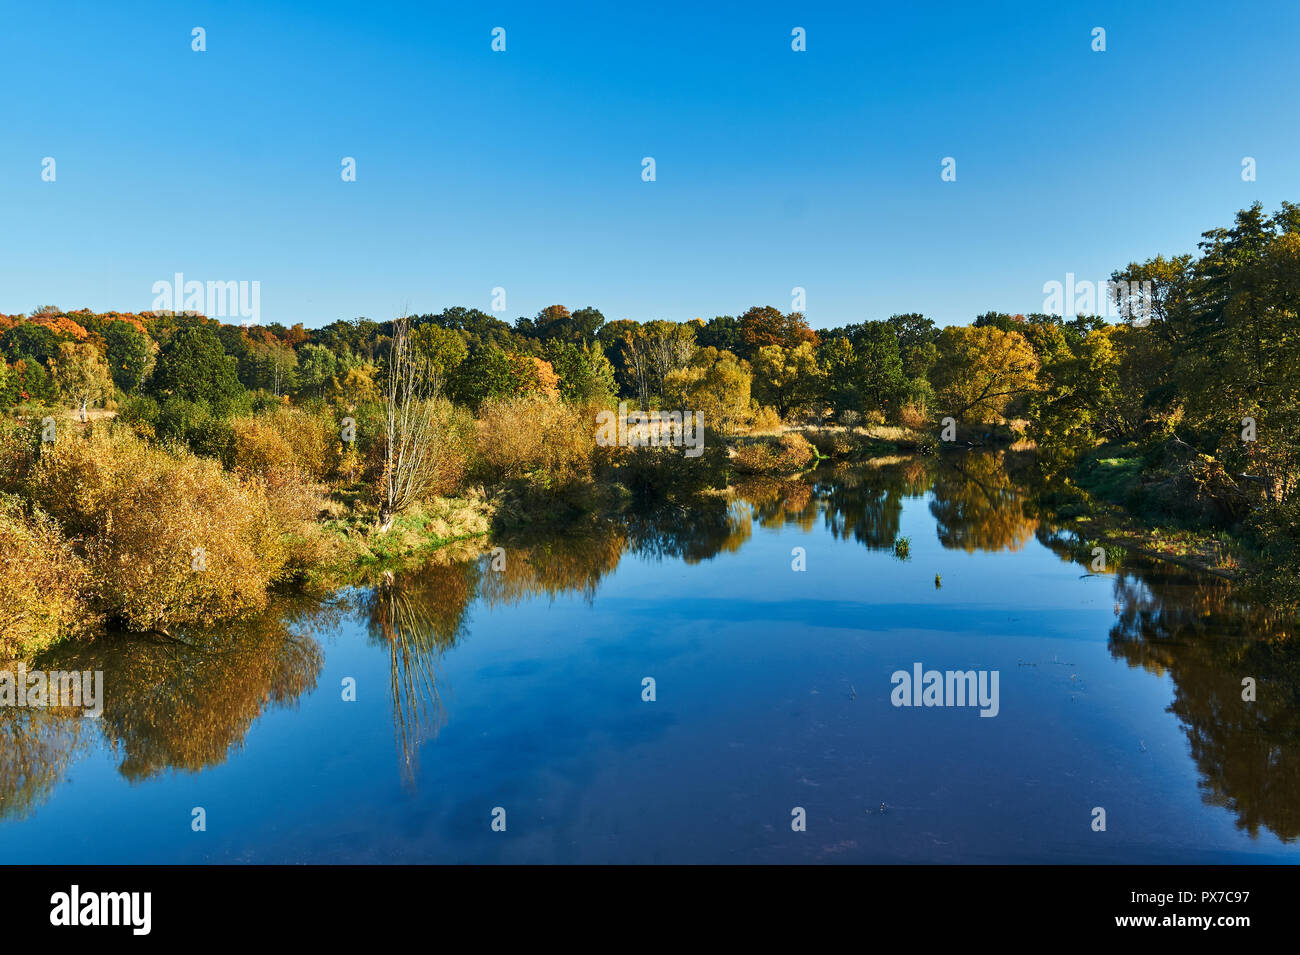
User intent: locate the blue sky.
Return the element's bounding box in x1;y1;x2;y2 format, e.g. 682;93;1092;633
1;0;1296;330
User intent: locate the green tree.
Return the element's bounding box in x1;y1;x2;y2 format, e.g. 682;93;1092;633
542;339;616;403
449;343;541;408
819;322;907;416
147;325;243;405
103;320;153;394
885;313;939;380
1;322;59;366
295;343;339;399
410;324;469;398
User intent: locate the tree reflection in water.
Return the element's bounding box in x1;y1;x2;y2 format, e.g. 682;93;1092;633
1104;562;1300;841
8;594;329;788
0;706;90;821
3;454;1299;845
362;555;479;782
929;453;1038;553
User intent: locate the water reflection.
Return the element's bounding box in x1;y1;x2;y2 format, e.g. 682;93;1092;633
929;453;1038;553
1104;563;1300;842
362;560;479;779
4;454;1299;848
622;499;751;563
10;595;328;788
480;524;627;604
0;707;90;821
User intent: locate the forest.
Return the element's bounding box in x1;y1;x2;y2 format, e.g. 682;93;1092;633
2;201;1298;660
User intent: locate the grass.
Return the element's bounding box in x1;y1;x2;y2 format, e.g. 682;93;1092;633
310;492;495;583
1074;452;1144;505
1049;446;1246;579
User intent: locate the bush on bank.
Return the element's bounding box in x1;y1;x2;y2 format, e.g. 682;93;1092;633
0;493;95;660
25;426;298;631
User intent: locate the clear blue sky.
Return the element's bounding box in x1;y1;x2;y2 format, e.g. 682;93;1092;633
1;0;1296;330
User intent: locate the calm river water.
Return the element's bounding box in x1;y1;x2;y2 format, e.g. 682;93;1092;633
2;454;1297;863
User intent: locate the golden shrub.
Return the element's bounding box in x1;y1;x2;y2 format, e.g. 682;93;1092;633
0;495;95;660
475;395;595;487
420;398;477;498
747;405;784;433
0;418;40;496
27;427;293;631
899;403;929;430
732;432;816;474
775;432;816;470
731;442;776;473
230;405;338;481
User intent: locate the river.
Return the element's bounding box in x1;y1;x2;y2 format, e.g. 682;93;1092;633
2;453;1297;862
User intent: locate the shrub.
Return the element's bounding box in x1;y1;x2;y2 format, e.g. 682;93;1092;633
0;494;95;659
733;432;818;474
476;395;595;484
26;427;292;631
413;398;476;498
230;404;339;481
475;395;596;507
899;403;928;430
0;417;41;495
748;405;784;433
620;439;727;499
156;397;237;460
731;441;776;473
116;393;160;439
775;432;816;470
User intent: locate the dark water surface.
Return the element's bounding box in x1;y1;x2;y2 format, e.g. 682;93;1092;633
3;455;1298;863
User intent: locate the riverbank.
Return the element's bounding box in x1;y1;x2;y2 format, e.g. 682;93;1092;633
1;410;1285;665
1036;449;1248;580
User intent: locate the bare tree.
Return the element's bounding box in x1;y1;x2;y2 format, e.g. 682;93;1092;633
377;314;439;532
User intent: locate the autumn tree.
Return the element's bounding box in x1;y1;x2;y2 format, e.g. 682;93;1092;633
616;321;696;409
50;341;113;421
662;347;752;435
1026;328;1123;471
751;342;824;420
737;305;816;359
930;326;1040;423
